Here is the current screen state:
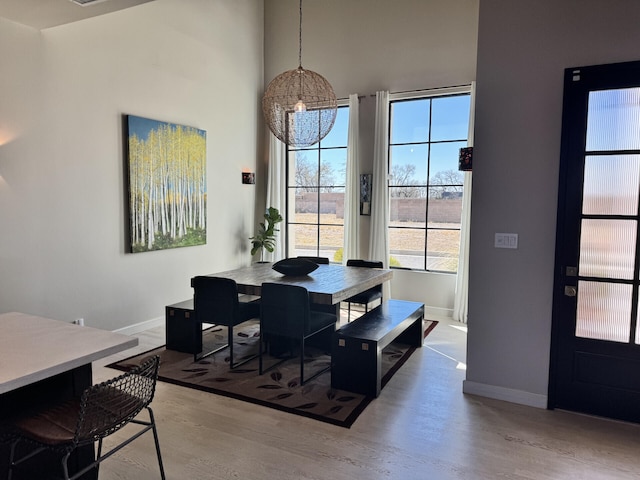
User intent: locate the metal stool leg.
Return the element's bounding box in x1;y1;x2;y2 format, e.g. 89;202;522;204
148;407;166;480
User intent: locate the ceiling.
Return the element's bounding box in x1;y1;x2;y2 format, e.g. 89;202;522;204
0;0;155;30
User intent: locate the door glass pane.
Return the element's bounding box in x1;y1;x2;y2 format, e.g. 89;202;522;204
579;219;637;280
576;281;631;343
583;155;640;215
586;88;640;151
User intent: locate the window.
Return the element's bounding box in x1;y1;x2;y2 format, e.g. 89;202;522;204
286;105;349;261
388;91;471;272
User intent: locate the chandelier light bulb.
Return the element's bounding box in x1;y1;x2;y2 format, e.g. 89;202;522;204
294;99;307;112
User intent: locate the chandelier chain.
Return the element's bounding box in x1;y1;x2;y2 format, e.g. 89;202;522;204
298;0;303;68
261;0;337;147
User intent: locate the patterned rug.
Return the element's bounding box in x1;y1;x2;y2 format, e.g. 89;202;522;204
108;319;438;428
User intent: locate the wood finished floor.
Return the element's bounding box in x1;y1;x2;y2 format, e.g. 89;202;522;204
92;314;640;480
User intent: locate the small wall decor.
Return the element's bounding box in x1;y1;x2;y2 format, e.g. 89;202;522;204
459;146;473;171
242;172;256;184
126;115;207;253
360;174;372;215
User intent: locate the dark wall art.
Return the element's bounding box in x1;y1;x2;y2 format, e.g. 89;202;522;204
127;115;207;253
360;174;372;215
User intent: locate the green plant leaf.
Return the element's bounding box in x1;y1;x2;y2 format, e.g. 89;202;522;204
248;207;282;258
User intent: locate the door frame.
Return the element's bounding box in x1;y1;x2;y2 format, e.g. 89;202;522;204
549;59;640;414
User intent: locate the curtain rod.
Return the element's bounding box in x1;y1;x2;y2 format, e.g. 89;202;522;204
338;83;472;102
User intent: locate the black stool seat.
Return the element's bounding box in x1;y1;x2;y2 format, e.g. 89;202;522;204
7;356;165;480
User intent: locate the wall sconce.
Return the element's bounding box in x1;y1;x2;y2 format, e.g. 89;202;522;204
242;172;255;184
459;147;473;171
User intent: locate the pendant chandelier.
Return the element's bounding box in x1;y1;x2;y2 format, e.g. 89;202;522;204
262;0;337;148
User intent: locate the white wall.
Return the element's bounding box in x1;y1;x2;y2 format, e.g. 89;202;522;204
264;0;478;97
465;0;640;407
0;0;264;331
0;20;43;315
263;0;479;313
8;0;632;411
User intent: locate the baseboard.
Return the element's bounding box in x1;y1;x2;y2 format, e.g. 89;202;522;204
114;315;164;336
423;306;453;321
462;380;548;409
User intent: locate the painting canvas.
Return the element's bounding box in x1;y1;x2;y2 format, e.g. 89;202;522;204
127;115;207;253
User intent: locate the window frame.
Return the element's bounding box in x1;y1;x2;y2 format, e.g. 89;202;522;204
388;85;471;273
285;102;350;261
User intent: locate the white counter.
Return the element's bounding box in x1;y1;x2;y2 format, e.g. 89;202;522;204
0;312;138;394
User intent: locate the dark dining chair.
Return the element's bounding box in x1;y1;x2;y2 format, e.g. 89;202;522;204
345;259;384;322
0;425;14;445
192;276;260;367
296;256;330;264
259;282;336;385
7;356;165;480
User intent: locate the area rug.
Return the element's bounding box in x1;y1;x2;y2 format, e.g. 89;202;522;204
108;319;438;428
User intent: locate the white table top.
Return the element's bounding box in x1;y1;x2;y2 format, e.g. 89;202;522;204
0;312;138;394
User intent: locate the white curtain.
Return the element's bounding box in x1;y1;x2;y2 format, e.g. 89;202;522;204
342;94;360;264
453;82;476;324
266;132;286;262
369;91;391;298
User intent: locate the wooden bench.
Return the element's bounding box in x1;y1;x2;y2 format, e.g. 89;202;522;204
331;299;424;397
165;294;260;355
165;299;197;353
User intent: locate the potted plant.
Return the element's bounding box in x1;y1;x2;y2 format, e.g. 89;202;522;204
250;207;283;262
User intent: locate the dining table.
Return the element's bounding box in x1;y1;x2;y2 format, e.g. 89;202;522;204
207;262;393;316
0;312;138;480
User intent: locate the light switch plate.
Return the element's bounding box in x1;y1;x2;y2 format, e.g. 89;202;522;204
495;233;518;249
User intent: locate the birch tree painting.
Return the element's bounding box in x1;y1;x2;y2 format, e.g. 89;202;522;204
127;115;207;253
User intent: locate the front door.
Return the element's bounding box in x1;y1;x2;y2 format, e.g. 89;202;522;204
551;60;640;423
